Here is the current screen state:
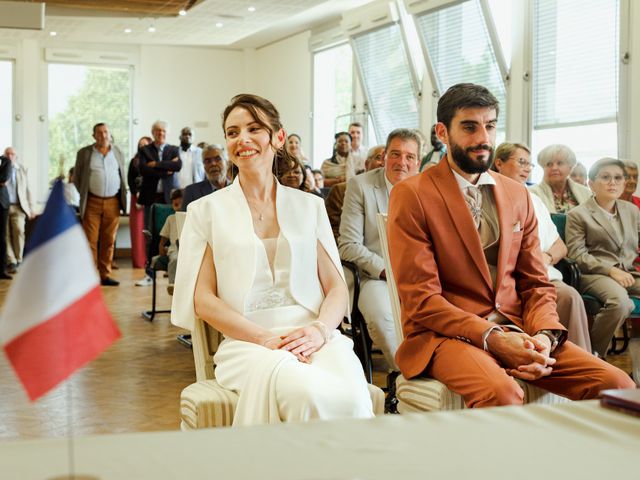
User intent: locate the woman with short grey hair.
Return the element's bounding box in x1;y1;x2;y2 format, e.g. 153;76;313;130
529;144;592;213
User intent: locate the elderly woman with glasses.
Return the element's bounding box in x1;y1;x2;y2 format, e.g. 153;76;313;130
492;143;591;351
530;144;592;213
566;158;640;358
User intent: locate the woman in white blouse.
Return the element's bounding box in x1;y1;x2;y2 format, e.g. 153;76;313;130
493;142;591;351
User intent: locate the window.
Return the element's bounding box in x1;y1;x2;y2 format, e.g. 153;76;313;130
487;0;513;69
48;63;131;180
312;43;353;165
531;0;619;181
351;23;420;143
0;60;13;150
414;0;506;143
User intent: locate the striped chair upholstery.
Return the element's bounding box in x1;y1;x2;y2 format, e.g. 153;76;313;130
180;318;385;430
376;213;570;414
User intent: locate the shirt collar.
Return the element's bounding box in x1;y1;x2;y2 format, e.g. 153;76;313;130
451;165;496;191
383;170;394;193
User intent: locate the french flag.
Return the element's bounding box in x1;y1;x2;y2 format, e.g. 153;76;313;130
0;180;120;401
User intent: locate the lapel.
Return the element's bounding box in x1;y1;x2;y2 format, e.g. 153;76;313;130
431;161;493;290
586;197;621;247
372;168;389;214
490;172;514;292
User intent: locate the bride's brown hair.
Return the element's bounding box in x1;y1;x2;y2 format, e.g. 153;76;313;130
222;94;294;178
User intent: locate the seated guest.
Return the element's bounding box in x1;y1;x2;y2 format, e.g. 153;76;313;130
493;142;591;351
286;133;309;165
155;189;183;293
313;169;324;188
172;93;373;425
420;124;447;171
279;157;305;190
621;160;640;209
321;132;362;187
530;144;592;213
325;145;385;243
570;162;588;186
566;158;640;357
181;144;229;211
339;130;421;371
303;165;323;197
388;83;633;408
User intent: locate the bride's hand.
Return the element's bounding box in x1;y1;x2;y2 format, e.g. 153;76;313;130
261;334;310;363
278;325;325;359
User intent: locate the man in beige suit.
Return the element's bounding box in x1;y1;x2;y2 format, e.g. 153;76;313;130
339;132;421;370
3;147;33;273
566;157;640;357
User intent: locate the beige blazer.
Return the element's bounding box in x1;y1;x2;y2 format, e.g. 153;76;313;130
566;197;640;276
529;178;592;213
338;167;388;279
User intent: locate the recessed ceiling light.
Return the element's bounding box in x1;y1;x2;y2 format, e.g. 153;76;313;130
179;9;187;16
215;22;223;28
49;31;57;36
148;26;156;33
248;6;256;12
124;28;132;33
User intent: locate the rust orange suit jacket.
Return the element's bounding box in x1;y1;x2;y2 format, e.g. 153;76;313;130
387;160;565;379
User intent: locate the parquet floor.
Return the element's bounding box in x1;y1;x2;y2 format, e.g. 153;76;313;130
0;260;632;441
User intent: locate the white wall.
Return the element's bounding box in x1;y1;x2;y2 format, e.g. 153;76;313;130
137;45;245;148
249;31;313;157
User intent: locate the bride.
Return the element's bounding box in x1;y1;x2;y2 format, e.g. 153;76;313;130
171;94;374;425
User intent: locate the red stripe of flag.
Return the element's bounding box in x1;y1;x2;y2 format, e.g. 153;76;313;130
3;286;121;401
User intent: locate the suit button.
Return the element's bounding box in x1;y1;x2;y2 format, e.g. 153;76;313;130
495;303;501;309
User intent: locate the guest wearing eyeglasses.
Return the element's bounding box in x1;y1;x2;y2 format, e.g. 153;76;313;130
566;158;640;357
493;143;591;352
530;144;592;213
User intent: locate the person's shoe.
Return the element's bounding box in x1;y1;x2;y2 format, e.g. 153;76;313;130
0;272;12;280
167;284;174;295
6;263;17;274
135;275;153;287
100;277;120;286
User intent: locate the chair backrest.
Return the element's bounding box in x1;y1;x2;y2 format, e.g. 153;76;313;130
550;213;567;242
148;203;175;257
376;213;404;342
191;317;224;382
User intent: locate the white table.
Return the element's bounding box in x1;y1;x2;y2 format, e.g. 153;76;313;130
1;400;638;479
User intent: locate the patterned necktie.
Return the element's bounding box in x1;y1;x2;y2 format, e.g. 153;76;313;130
464;186;483;230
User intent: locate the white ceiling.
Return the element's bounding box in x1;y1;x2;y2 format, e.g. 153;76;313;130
0;0;376;49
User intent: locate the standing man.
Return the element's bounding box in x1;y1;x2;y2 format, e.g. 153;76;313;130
3;147;33;273
388;83;633;408
74;123;126;286
135;121;181;287
349;122;368;172
137;120;182;227
339;131;421;372
181;144;228;211
0;152;12;279
176;127;204;190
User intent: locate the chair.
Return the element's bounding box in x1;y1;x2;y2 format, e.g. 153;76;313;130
180;318;386;429
341;260;373;383
141;203;175;321
550;213;639;355
375;213;568;413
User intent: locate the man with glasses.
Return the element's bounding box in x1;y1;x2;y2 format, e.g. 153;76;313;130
181;144;229;211
566;157;640;358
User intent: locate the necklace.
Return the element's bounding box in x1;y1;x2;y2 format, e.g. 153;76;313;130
247;198;271;221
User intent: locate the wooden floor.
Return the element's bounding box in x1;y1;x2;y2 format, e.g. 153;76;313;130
0;260;632;441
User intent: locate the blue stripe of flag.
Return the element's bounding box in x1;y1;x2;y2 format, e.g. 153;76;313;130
23;180;79;257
